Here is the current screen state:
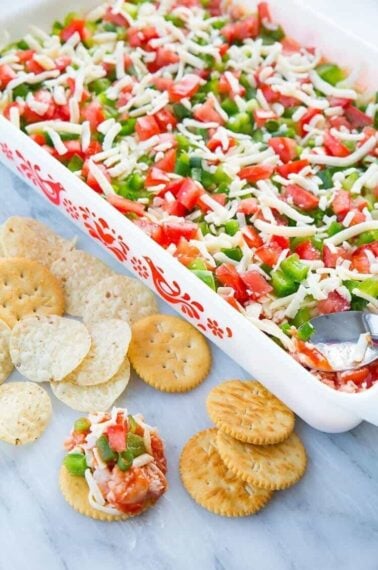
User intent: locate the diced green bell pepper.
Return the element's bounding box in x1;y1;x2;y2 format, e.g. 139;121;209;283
173;103;191;120
297;321;315;342
221;97;239;116
96;435;117;463
281;254;308;282
126;433;146;458
67;155;84;172
119;118;136;136
327;221;344;237
128;414;138;433
317;168;334;189
224;220;239;236
176;134;190;151
316;63;345;86
271;270;298;297
117;450;134;471
73;417;91;433
175;152;191;176
226;112;254;135
188;258;207;270
291;306;312;328
221;247;243;262
342;171;360;191
199;221;211;235
356;230;378;245
63;453;87;477
192;269;216;290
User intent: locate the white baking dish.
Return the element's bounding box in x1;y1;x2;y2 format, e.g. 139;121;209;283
1;0;378;432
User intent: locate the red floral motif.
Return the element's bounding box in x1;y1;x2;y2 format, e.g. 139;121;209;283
203;318;232;339
79;206;130;262
144;256;204;320
14;150;65;205
130;256;149;279
62;198;80;220
0;142;14;160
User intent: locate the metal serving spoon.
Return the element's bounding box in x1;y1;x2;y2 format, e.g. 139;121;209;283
308;311;378;372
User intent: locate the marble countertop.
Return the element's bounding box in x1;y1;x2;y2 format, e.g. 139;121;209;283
1;1;378;569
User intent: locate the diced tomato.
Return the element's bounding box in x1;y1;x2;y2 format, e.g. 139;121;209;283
54;55;71;71
218;72;245;98
255;242;283;267
58;140;83;161
337;367;371;386
295;339;333;371
253;109;277;128
348;209;366;226
145;167;170;187
240;270;273;299
193;99;224;125
148;48;179;72
218;289;243;312
154;108;177;131
168;74;201;103
81;101;105;130
30;132;46;146
153;77;174;92
323;132;350;158
207;133;235;153
104;6;129;27
284;184;319;210
154;149;176;172
318;291;350;315
134;219;164;244
16;49;35;63
215;263;248;303
351;248;371;273
271;235;290;249
241;226;263;248
219;43;229;57
127;26;158;48
60;19;88;43
177;179;204;210
277;159;310;178
331;190;352;218
259;85;298;108
238;164;274;183
136;115;161;141
221;15;260;43
174;238;202;267
82;161;110;194
344;104;373;129
161;221;198;245
268;137;297;163
281;36;302;54
237;198;258;215
24;58;44;74
294;240;320;260
22;90;56;123
298;108;321;136
106;424;127;453
257;2;271;23
161;200;187;217
160;177;184;197
197;192;227;213
322;244;351;268
328;97;351;109
328;115;351;130
107;195;146;216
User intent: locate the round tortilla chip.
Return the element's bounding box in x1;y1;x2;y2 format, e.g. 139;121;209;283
0;382;52;445
180;429;272;517
216;430;307;491
10;315;91;383
66;319;132;386
207;380;295;445
50;358;130;411
128;314;211;392
1;216;75;268
51;250;113;316
0;257;65;328
0;319;13;384
59;465;155;520
82;275;157;325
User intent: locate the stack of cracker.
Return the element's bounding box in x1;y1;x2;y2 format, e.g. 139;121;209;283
180;380;307;517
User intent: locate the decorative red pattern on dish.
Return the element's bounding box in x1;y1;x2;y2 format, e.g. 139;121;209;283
15;150;65;205
78;206;130;262
0;142;14;160
130;256;149;279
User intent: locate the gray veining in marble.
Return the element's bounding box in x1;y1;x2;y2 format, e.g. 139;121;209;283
1;1;378;569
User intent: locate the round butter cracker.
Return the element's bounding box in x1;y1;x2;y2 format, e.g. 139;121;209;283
0;382;52;445
10;315;91;382
207;380;295;445
216;430;307;491
128;314;211;392
180;428;272;517
0;257;64;327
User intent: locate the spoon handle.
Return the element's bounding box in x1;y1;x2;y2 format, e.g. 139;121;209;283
363;313;378;341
